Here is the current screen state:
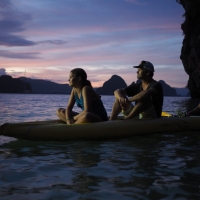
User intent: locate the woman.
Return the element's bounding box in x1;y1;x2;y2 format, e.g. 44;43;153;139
56;68;108;124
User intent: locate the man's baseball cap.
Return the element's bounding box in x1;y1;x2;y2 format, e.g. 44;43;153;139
133;61;155;72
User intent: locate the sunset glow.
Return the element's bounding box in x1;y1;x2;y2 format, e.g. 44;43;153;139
0;0;186;88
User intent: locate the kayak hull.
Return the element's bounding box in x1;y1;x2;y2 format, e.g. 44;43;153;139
0;117;199;141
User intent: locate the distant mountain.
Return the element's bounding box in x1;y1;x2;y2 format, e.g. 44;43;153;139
0;75;32;93
174;87;190;96
19;77;71;94
185;91;191;97
96;75;127;95
0;74;189;97
95;75;178;96
158;80;177;96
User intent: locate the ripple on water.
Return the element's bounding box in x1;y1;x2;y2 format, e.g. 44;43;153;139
0;94;200;199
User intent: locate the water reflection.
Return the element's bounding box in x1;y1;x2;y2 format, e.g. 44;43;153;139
1;94;200;199
0;133;200;199
1;94;200;124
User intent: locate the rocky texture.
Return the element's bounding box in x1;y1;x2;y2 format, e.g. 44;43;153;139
0;75;32;93
96;75;127;95
177;0;200;98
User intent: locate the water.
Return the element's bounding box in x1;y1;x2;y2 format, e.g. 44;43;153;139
0;94;200;199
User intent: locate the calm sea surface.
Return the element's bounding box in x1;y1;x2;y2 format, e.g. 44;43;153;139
0;94;200;199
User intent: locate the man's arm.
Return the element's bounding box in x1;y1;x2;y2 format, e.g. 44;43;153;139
187;104;200;116
114;88;129;105
128;88;157;102
124;88;157;120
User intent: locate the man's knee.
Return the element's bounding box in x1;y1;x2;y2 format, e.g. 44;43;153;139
113;98;120;107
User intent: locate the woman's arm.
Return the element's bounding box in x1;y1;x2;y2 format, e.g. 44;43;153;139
65;89;76;124
82;86;94;112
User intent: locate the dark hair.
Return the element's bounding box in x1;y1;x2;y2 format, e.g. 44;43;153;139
70;68;92;86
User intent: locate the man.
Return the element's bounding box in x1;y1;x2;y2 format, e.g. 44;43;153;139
186;103;200;116
109;60;163;120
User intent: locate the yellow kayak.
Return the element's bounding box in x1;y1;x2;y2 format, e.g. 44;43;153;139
161;111;172;117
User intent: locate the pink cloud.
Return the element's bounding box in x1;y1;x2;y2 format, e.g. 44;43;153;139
1;0;186;88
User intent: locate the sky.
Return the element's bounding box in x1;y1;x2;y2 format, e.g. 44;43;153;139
0;0;187;88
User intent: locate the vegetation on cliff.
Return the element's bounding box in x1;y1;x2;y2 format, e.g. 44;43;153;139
176;0;200;98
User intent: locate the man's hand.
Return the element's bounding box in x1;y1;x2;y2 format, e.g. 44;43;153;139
119;97;130;110
119;96;128;104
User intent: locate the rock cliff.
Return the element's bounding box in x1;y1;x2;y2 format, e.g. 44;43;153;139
177;0;200;98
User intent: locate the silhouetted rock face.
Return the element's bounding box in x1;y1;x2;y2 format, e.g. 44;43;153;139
0;75;32;93
96;75;127;95
158;80;177;96
177;0;200;98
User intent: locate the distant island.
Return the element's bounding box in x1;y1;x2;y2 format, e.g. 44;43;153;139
0;75;32;93
0;74;189;97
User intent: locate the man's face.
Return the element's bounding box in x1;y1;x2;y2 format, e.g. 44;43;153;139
136;68;147;80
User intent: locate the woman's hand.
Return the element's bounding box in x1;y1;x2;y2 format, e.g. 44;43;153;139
66;118;75;125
